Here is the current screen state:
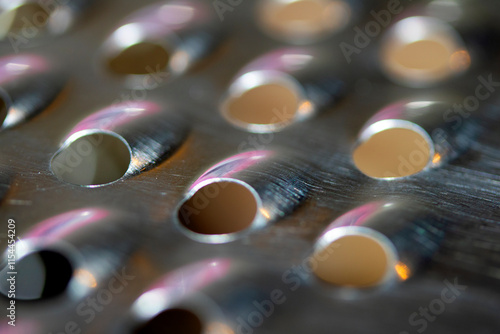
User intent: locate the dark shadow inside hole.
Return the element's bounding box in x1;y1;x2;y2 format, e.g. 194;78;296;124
107;42;170;75
133;308;203;334
1;250;73;300
178;182;258;235
0;97;7;126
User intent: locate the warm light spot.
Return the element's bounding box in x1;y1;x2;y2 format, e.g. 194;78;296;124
75;269;97;288
297;100;314;117
259;208;271;219
170;50;190;74
450;49;471;72
395;262;410;281
432;153;442;164
130;156;142;169
206;322;234;334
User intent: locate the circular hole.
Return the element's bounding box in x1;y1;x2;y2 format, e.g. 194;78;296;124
258;0;351;42
133;308;203;334
178;181;258;235
353;127;431;178
0;4;50;38
107;42;170;75
380;17;470;86
0;250;73;300
224;82;299;131
51;133;131;186
312;235;390;287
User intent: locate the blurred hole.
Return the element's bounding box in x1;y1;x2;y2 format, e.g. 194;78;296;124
178;182;258;235
225;83;298;129
259;0;351;42
51;133;131;186
353;128;431;178
312;235;389;287
133;308;203;334
381;17;470;86
0;250;73;300
0;4;50;39
107;42;170;75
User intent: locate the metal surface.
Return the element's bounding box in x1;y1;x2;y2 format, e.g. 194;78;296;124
0;0;499;333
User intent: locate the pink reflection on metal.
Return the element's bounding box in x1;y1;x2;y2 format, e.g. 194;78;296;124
321;202;387;236
25;208;109;242
0;55;48;85
0;320;38;334
146;258;232;301
360;100;411;133
237;48;314;77
122;0;210;36
192;150;273;189
66;101;160;140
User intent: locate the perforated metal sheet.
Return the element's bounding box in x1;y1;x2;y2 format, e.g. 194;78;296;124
0;0;499;333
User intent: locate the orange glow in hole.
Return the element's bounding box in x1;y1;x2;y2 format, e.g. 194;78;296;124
395;262;411;281
75;269;97;288
450;50;471;72
432;153;442;164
